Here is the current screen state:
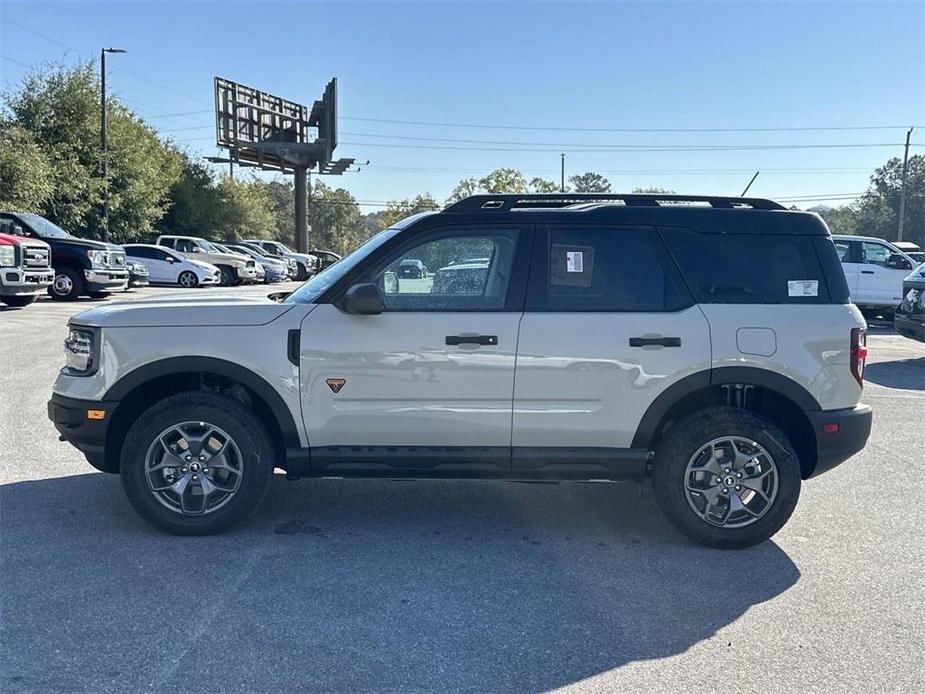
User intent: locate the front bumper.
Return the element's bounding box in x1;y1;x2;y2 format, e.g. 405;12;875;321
48;393;115;473
0;267;55;295
85;269;129;291
236;266;257;280
806;404;872;478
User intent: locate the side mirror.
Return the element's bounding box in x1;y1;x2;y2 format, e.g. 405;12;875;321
887;254;913;270
166;256;175;263
339;282;384;315
267;291;290;303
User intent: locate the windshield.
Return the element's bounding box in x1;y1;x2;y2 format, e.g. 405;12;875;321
200;240;223;254
284;227;400;304
17;213;70;238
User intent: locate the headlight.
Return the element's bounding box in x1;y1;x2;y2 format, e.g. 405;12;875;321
87;250;107;269
0;245;14;267
63;326;99;376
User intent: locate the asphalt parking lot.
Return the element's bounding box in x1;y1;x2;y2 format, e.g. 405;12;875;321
1;285;923;693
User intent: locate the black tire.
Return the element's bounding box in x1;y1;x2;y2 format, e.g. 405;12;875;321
48;267;85;301
88;291;110;299
119;391;275;535
177;270;198;288
1;294;38;307
651;406;802;549
217;265;236;287
295;262;309;281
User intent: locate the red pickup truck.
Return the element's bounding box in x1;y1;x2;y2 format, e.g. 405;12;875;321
0;232;55;307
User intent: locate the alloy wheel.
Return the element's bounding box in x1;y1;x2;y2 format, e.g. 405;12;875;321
144;421;243;515
683;436;779;528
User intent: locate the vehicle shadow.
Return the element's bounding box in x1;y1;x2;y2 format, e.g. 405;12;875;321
864;357;925;391
0;473;800;693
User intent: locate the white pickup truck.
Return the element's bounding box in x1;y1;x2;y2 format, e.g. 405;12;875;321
831;234;917;316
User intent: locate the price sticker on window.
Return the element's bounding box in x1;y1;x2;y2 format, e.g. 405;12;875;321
788;280;818;297
566;251;584;273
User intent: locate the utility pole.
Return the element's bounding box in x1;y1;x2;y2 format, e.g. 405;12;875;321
100;48;126;243
560;153;565;192
294;166;307;253
897;126;913;242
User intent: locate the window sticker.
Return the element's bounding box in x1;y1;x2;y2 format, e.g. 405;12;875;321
788;280;818;297
551;244;594;287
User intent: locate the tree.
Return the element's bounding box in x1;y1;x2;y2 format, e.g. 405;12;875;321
631;186;676;194
263;179;296;245
446;177;480;205
4;63;182;241
479;168;527;194
158;155;223;239
528;177;560;193
378;194;439;229
213;175;276;241
816;205;859;235
0;125;53;210
569;171;611;193
308;182;366;254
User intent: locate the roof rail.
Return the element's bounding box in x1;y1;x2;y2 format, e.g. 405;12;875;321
443;193;787;213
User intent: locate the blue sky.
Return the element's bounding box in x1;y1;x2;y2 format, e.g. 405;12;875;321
2;1;923;210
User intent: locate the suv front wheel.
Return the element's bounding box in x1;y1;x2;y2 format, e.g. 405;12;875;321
120;392;274;535
652;407;801;549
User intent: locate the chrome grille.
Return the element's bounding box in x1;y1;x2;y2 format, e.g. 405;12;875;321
23;246;51;269
109;251;127;269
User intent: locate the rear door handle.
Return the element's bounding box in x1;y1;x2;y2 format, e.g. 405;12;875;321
446;334;498;346
629;336;681;347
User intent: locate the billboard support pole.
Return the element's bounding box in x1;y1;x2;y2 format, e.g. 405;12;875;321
295;165;308;253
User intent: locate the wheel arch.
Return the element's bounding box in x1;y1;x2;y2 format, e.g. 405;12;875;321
101;356;300;474
633;367;821;478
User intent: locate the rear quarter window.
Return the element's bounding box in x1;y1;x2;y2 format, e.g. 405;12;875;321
661;227;833;304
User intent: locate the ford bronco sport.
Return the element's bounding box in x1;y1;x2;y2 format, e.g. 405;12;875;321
49;194;872;548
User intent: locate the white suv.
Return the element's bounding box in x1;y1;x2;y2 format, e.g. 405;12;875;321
49;194;872;548
832;234;916;315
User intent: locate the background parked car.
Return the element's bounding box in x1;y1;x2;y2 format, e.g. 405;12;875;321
221;243;289;283
398;258;426;278
212;242;264;283
832;234;916;318
241;238;317;280
0;211;128;301
893;241;925;264
156;235;256;286
236;241;299;279
123;244;221;288
125;261;149;290
0;229;54;308
895;263;925;342
309;249;341;271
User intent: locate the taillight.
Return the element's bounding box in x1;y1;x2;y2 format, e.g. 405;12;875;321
850;327;867;386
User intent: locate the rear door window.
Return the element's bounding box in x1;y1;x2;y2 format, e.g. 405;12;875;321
527;226;691;312
662;227;831;303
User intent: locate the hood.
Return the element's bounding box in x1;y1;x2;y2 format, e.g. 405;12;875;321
71;295;295;328
45;235;122;251
197;251;249;265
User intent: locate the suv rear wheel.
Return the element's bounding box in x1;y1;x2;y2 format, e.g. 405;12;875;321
652;407;801;549
216;265;236;286
120;392;274;535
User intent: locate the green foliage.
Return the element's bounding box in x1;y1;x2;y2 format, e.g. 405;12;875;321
378;194;439;229
0;125;54;210
3;62;182;241
264;179;296;245
569;171;611;193
158;155;223;239
631;186;676;194
309;181;366;254
213;175;276;241
528;177;560;193
446;169;561;204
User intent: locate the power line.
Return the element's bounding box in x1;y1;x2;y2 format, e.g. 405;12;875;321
1;54;31;68
341;140;918;154
342;115;920;134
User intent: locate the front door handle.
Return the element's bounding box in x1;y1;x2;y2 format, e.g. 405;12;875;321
446;334;498;346
629;336;681;347
861;270;875;274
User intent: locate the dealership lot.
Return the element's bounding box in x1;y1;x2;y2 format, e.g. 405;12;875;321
1;286;923;693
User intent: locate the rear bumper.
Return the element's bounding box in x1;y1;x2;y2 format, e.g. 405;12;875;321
894;314;925;342
806;403;872;478
48;393;115;473
0;267;54;294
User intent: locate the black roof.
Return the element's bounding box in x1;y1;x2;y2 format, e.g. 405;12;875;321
432;194;829;235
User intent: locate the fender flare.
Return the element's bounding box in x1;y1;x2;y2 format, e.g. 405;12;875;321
103;356;301;448
631;366;820;449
